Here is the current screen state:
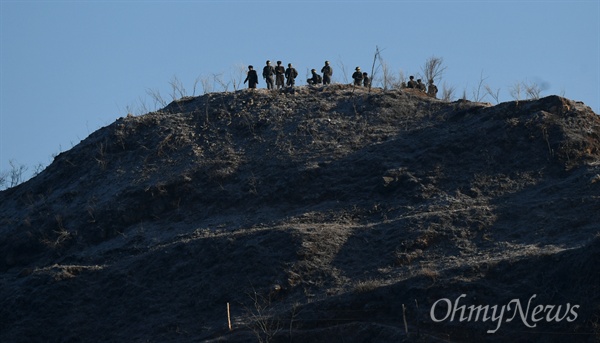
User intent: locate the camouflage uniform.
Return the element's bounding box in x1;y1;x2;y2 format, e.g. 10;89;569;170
307;69;322;85
352;67;363;86
407;76;417;89
321;61;333;85
427;79;438;98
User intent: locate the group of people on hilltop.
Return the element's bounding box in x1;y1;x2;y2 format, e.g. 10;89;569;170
351;66;371;88
243;60;438;98
244;60;299;90
406;75;438;98
244;60;333;90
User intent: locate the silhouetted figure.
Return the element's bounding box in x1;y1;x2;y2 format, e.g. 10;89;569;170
407;75;417;88
285;63;298;88
263;60;275;90
244;65;259;89
417;79;426;92
275;61;285;90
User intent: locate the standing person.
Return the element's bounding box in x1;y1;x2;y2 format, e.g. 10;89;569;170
274;61;286;90
321;60;333;85
407;75;417;88
352;67;363;86
263;60;275;90
427;79;438;98
243;65;259;89
362;72;370;88
285;63;298;88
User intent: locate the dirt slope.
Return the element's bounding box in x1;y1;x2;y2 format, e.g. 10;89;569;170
1;85;599;342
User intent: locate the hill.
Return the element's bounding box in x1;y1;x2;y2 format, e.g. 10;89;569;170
1;85;599;342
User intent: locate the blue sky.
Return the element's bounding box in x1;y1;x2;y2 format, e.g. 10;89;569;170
1;0;599;183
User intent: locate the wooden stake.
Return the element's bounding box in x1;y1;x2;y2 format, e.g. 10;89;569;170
227;302;232;331
402;304;408;334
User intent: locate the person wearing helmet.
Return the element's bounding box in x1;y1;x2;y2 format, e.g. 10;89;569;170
352;67;363;86
321;61;333;85
307;69;322;85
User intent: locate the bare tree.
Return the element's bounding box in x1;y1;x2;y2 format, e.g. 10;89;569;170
146;88;167;108
0;170;7;189
213;73;230;92
245;289;282;343
442;82;456;102
231;63;247;91
472;71;489;102
169;75;187;100
509;81;523;102
380;60;398;90
421;56;446;84
484;84;501;104
336;58;349;84
192;75;202;96
199;75;213;94
369;46;385;92
523;79;542;99
1;160;28;189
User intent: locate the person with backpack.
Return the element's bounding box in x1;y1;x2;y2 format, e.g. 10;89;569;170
321;61;333;85
243;65;259;89
307;69;322;85
274;61;286;90
263;60;275;90
285;63;298;88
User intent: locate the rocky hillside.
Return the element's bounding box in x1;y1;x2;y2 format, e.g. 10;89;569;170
1;85;599;342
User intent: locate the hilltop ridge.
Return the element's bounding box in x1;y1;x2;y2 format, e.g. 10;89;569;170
1;85;599;342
